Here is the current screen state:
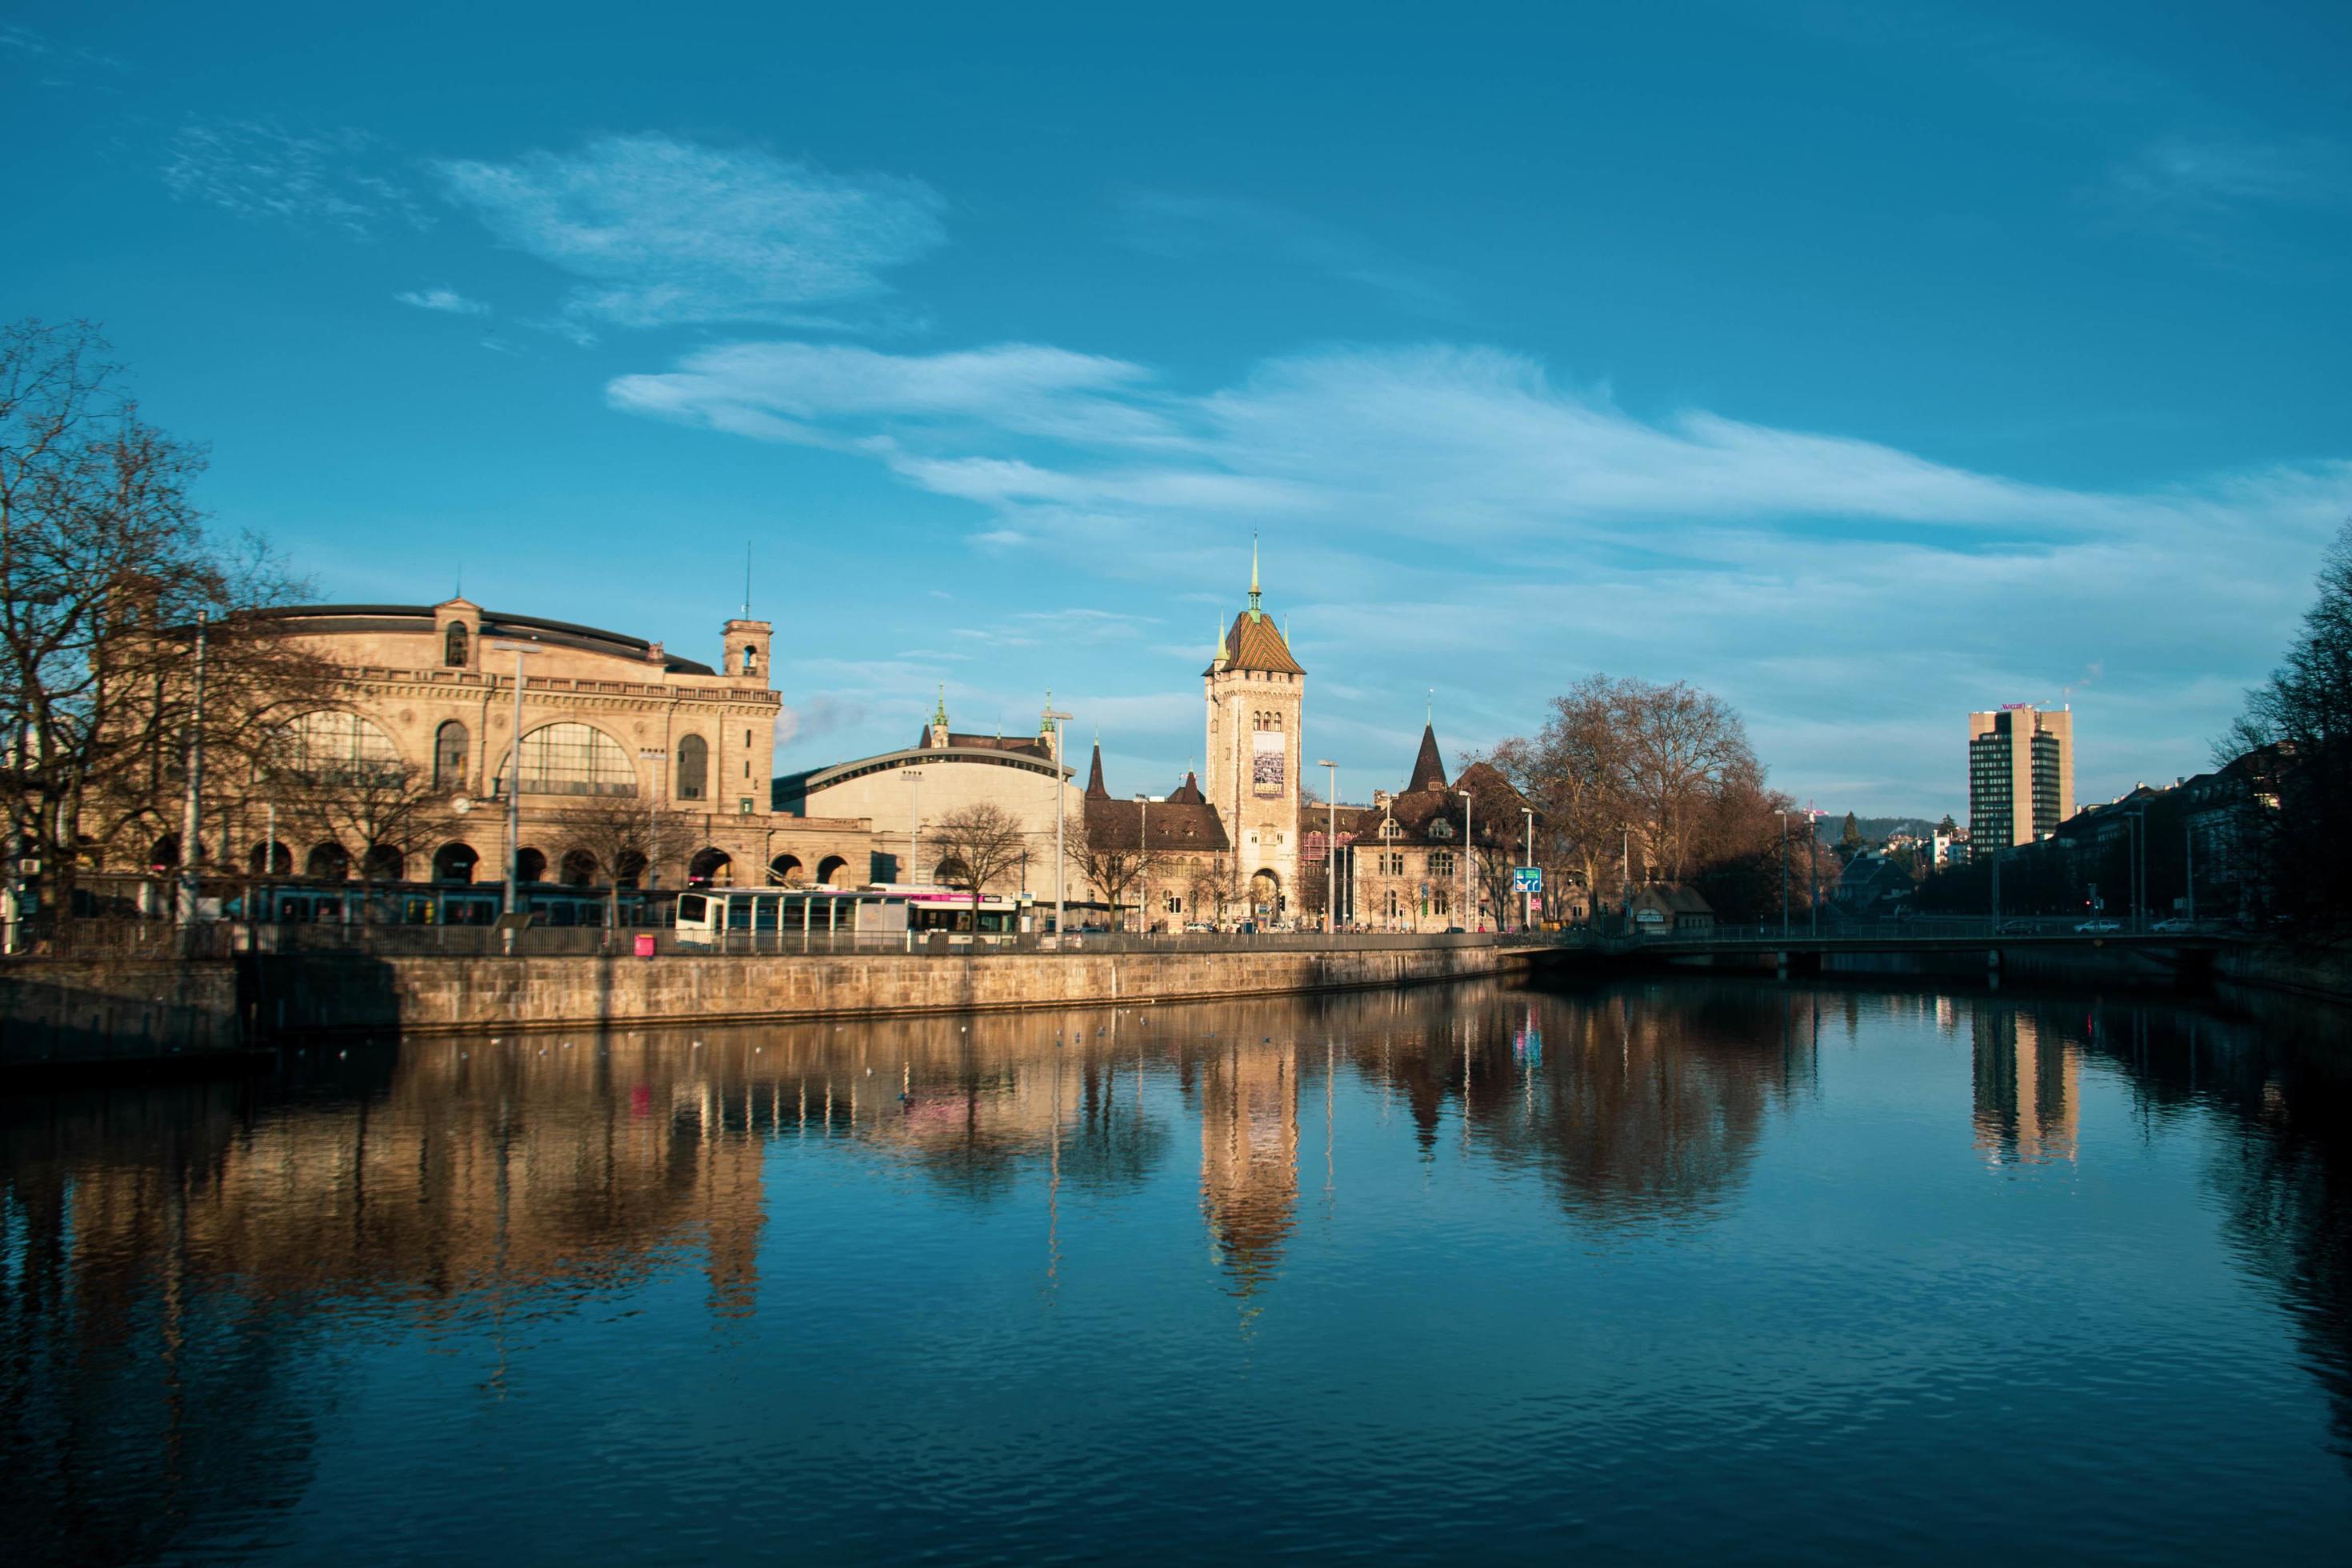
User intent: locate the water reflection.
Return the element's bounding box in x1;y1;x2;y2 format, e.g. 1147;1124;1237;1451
5;980;2351;1562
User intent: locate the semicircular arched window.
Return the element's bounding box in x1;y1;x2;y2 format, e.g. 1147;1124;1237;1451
502;722;637;798
269;710;405;787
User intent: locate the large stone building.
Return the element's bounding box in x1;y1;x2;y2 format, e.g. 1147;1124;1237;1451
776;554;1309;928
774;694;1080;896
129;598;870;903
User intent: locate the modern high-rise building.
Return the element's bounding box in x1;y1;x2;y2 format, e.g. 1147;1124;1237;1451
1968;706;2074;849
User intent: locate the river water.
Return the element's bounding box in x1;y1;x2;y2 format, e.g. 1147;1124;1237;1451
5;979;2350;1563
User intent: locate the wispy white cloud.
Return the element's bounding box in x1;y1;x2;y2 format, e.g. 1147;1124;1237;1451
162;118;430;238
394;286;490;315
435;134;946;328
1115;190;1462;317
622;331;2352;810
2106;134;2349;214
1;22;130;78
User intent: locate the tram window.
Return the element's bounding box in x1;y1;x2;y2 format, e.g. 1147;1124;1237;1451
678;894;707;922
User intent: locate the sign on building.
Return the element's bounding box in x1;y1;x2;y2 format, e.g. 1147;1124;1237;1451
1251;729;1285;798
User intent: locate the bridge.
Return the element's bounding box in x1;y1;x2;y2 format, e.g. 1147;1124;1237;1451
1533;916;2230;976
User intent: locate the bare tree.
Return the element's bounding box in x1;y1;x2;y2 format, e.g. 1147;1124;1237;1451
931;801;1029;924
549;792;698;927
1184;854;1229;929
1;319;314;926
2222;518;2352;929
1074;807;1164;933
273;749;450;914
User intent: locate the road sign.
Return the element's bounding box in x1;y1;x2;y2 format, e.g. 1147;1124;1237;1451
1512;866;1542;893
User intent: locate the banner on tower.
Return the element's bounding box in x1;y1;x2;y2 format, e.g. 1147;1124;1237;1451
1252;730;1286;797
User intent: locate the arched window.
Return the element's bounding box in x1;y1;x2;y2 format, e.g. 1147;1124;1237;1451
559;849;598;886
676;734;708;800
500;722;636;797
688;847;732;886
434;721;469;790
816;854;850;887
362;845;406;882
614;851;648;889
768;854;803;886
433;842;478;883
444;622;469;667
306;842;350;881
270;711;403;786
249;840;293;876
516;847;547;883
741;643;759;675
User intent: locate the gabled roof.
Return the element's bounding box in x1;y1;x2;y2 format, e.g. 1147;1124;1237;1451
1082;796;1231;854
1405;724;1447;794
1166;770;1208;805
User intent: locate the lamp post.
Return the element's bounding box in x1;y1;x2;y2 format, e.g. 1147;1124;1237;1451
1043;704;1072;938
1522;805;1534;934
178;611;207;930
904;767;925;885
1622;824;1633;934
1318;760;1338;935
1134;792;1150;934
1458;789;1474;930
1776;810;1790;938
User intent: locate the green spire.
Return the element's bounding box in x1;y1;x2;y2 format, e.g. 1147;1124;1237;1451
1248;533;1262;621
932;682;948;727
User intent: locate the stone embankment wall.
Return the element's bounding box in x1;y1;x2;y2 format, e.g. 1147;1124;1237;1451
2;959;245;1067
257;943;1529;1040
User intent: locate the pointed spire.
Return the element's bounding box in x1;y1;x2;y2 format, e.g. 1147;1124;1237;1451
1214;613;1229;665
1248;533;1262;621
1407;721;1448;794
933;682;948;727
1085;737;1110;799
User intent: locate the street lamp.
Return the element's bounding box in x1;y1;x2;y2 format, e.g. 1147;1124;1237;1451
486;638;546;918
903;767;925;885
1318;760;1338;936
1134;792;1150;934
1458;789;1474;930
1521;805;1534;934
1043;703;1073;938
1775;810;1790;938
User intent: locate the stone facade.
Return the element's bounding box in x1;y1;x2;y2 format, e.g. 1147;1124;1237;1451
1202;547;1306;918
130;598;872;900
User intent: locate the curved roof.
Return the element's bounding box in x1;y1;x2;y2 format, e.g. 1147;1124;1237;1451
249;604;717;674
785;745;1072;795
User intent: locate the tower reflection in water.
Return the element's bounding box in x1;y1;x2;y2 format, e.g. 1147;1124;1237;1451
7;980;2352;1562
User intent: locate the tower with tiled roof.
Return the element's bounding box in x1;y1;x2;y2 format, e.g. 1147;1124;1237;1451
1203;539;1305;918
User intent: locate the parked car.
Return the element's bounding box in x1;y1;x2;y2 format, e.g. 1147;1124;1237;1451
2150;918;2198;933
1997;919;2036;934
2075;918;2122;934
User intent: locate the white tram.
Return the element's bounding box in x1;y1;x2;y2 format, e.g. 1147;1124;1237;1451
670;885;1029;947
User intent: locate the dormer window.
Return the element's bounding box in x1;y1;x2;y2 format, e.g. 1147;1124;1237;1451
1430;819;1454;838
444;622;469;667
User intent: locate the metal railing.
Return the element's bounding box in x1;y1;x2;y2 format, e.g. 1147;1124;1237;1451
4;919;1528;962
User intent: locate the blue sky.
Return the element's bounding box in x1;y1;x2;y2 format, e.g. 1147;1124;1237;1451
8;2;2350;816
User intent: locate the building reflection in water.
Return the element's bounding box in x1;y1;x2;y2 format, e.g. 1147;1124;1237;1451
10;979;2352;1560
1195;1036;1298;1295
1971;1009;2081;1165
